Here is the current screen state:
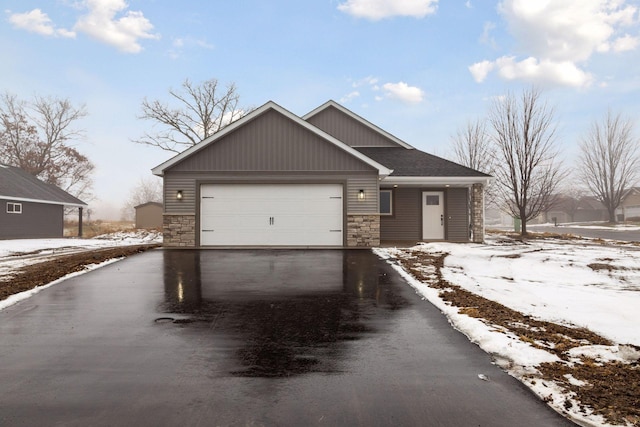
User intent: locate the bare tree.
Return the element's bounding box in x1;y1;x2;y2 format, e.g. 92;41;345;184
488;88;566;235
452;119;494;173
120;177;163;221
578;110;640;223
133;78;250;153
451;118;498;207
0;92;94;200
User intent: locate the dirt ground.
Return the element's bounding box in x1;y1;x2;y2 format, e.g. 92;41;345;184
398;250;640;426
0;245;160;301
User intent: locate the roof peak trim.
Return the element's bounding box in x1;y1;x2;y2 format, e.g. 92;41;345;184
302;100;415;150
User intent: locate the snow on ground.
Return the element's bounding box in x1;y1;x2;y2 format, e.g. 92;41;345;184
0;230;162;280
376;236;640;427
0;230;162;258
379;237;640;346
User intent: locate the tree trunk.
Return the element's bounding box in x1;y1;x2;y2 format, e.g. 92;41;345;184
608;207;617;224
520;208;528;236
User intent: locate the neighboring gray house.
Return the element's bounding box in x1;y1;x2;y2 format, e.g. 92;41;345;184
0;164;87;239
135;201;163;229
616;187;640;221
152;100;490;248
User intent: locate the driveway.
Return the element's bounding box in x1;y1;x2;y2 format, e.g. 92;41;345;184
0;250;573;426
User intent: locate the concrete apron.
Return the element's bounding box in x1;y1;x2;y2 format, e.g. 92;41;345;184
0;249;573;427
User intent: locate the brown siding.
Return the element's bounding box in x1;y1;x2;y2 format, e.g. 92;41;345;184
446;188;470;242
135;203;163;229
0;199;63;239
347;176;378;214
164;172;379;215
169;110;375;172
380;188;421;241
306;106;401;148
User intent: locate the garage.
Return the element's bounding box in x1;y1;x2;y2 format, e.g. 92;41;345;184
200;184;344;246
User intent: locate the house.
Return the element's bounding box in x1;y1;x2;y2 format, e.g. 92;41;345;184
575;197;608;223
0;164;87;239
135;201;163;229
616;187;640;221
151;100;490;248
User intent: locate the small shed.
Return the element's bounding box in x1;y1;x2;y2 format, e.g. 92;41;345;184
135;202;163;229
0;164;87;239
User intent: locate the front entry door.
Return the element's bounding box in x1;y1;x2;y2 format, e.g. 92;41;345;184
422;191;445;240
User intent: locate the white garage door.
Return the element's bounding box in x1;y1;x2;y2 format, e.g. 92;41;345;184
200;184;344;246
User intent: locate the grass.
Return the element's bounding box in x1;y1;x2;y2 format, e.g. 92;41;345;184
64;220;135;238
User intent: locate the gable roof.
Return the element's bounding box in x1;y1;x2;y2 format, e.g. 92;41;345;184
135;201;162;209
0;164;86;207
355;147;491;185
152;101;393;177
303;100;414;149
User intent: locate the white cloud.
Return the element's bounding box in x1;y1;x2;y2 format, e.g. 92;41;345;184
340;91;360;103
493;56;594;87
338;0;438;20
465;1;473;9
469;60;495;83
612;34;639;51
74;0;159;53
168;36;214;59
8;9;76;38
381;82;425;104
480;21;496;47
471;0;639;87
7;1;158;53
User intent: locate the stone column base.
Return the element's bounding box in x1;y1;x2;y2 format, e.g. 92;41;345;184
163;214;196;247
347;215;380;247
471;184;485;243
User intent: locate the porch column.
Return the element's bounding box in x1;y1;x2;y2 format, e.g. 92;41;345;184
78;207;83;237
471;183;484;243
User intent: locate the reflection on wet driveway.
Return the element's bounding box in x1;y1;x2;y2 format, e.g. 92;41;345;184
160;250;407;377
0;249;574;426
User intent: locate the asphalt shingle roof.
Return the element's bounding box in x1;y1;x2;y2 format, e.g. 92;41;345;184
354;147;491;177
0;164;86;206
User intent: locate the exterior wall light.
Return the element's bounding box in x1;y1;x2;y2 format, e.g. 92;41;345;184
358;189;365;200
176;190;183;200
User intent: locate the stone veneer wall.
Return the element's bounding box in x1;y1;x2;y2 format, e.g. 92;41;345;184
471;183;484;243
347;215;380;247
163;214;196;247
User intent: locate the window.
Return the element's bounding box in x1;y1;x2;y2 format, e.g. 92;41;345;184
380;190;393;215
7;202;22;214
426;195;440;206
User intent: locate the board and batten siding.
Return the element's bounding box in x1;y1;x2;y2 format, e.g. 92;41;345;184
164;172;379;215
169;110;375;173
306;106;400;148
446;187;470;242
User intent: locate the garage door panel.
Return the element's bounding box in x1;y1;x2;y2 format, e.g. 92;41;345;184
200;184;343;246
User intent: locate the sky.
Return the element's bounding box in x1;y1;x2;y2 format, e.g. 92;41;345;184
2;0;640;219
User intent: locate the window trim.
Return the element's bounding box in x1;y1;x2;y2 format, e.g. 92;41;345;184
380;189;393;216
7;202;22;214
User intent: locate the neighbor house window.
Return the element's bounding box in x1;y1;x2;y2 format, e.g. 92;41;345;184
7;202;22;214
380;190;393;215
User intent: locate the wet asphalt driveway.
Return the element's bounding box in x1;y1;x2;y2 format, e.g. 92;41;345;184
0;249;573;426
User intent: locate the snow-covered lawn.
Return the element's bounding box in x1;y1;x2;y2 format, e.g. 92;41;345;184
0;231;162;310
376;236;640;427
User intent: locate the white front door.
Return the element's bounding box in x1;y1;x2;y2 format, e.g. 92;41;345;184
200;184;343;246
422;191;445;240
